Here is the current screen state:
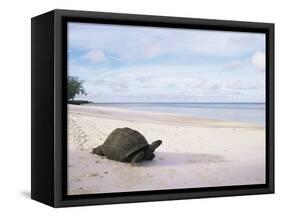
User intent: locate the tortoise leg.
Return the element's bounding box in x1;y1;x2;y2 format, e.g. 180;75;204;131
92;145;104;156
131;150;144;166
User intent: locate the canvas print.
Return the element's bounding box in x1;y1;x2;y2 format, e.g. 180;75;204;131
67;22;266;195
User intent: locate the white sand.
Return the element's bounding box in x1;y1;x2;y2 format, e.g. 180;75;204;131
67;104;265;195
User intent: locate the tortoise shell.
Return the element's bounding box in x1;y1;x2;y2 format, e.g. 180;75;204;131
97;128;149;162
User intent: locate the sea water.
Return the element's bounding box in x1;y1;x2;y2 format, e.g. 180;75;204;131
93;103;265;126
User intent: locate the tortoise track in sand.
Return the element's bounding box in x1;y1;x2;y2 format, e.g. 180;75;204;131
68;115;89;150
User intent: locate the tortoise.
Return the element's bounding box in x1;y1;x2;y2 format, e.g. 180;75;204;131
91;127;162;164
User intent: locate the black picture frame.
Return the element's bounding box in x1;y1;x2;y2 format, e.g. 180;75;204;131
31;9;274;207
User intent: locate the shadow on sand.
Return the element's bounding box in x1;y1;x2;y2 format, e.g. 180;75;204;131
19;191;31;198
142;151;225;167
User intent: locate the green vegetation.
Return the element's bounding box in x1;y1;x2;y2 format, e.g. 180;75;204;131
67;76;86;101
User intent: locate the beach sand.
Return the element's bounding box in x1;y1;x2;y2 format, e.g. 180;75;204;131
67;104;265;195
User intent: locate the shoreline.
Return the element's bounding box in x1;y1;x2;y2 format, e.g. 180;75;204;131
67;104;265;195
68;104;264;129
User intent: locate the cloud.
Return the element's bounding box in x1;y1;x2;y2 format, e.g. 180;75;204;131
185;78;207;88
221;60;246;71
165;83;177;88
208;83;221;90
135;76;151;82
251;51;265;72
82;50;107;63
68;22;265;65
70;61;265;102
185;79;221;91
68;23;266;103
88;79;107;86
142;84;153;88
144;45;161;59
225;79;264;90
109;80;129;92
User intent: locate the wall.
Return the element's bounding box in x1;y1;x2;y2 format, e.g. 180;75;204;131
0;0;279;216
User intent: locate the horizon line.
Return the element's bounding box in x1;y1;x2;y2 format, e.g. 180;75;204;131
84;101;266;104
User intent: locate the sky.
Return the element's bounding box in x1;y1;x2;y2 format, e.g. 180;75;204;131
67;22;266;103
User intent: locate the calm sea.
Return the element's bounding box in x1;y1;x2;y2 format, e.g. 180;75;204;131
93;102;265;126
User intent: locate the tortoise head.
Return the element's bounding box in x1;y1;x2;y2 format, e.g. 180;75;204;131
144;140;162;160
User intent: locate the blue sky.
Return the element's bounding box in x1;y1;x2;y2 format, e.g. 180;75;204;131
68;22;266;103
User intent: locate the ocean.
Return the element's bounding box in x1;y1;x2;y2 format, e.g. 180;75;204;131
93;102;265;126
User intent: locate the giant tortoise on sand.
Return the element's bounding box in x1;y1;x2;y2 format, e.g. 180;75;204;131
92;127;162;165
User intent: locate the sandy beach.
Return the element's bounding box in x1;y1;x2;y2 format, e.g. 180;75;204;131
67;104;265;195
